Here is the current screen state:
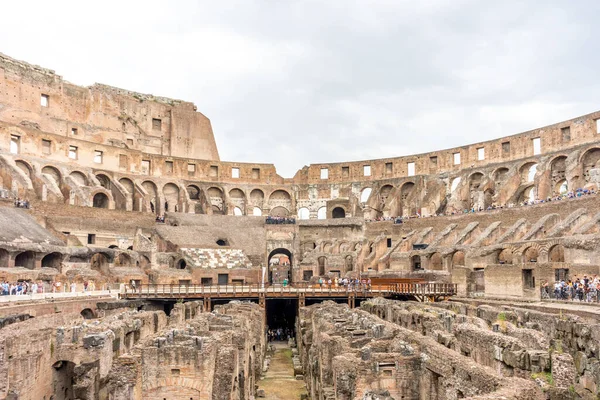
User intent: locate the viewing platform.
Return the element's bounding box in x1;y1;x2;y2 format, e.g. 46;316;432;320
120;282;457;305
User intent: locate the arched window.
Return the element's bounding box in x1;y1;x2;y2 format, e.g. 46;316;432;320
93;193;109;208
360;188;372;203
317;207;327;220
298;207;310;220
233;206;243;216
253;207;262;216
332;207;345;218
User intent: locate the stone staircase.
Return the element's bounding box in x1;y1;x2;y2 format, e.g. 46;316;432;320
180;248;251;269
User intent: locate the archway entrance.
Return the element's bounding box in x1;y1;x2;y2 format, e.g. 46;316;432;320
332;207;346;218
41;252;62;270
268;248;292;284
52;360;76;400
15;251;35;269
93;192;109;208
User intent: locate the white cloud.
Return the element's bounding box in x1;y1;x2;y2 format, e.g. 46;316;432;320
1;1;599;177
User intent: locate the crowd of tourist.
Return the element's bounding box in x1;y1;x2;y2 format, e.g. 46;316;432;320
366;188;598;223
316;277;372;290
265;216;296;224
267;327;294;342
542;275;600;302
14;198;30;209
1;280;45;295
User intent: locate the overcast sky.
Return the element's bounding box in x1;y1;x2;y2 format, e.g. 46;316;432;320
1;1;599;177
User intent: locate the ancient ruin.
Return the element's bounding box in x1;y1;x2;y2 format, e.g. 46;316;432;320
1;52;600;399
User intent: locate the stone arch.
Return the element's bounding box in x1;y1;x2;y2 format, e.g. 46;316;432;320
115;253;133;267
250;189;265;205
379;184;394;205
15;159;33;179
497;248;513;264
548;244;565;262
142;180;159;213
400;182;416;216
523;246;539;263
268;189;292;212
317;256;326;275
450;177;461;193
518;185;536;203
41;252;63;270
139;255;151;270
429;252;443;270
162;183;180;213
581;147;600;184
90;253;109;274
298;207;310;220
14;251;35;269
233;206;243;216
269;206;289;217
176;259;187;270
208;186;225;214
317;207;327;219
0;248;8;268
345;255;353;271
332;207;346;218
95;173;112;189
519;162;538;183
229;188;246;200
52;360;76;399
493;167;509;182
42;165;62;185
92;192;109;208
80;308;95;319
549;156;568;194
322;242;333;253
554;179;568;195
69;171;88;186
186;184;200;200
360;187;372;203
451;251;465;267
252;207;262;216
119;177;135;209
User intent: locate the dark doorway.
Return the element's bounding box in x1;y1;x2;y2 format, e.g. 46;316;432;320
14;251;35;269
303;270;313;281
92;192;109;208
218;274;229;285
332;207;346;218
52;360;76;400
266;299;297;334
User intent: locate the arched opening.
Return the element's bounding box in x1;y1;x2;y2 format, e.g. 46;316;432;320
317;256;326;276
139;255;151;270
379;185;394;204
90;253;109;274
524;247;539;263
0;249;9;268
269;206;289;217
268;248;293;283
253;207;262;216
108;245;119;249
14;251;35;269
451;251;465;267
581;148;600;183
520;185;536;203
555;179;568;195
550;156;567;193
186;185;200;200
216;239;228;246
69;171;88;186
360;187;372;203
208;187;224;215
497;248;513;264
119;177;135;210
52;360;76;400
15;160;33;179
80;308;95;319
177;259;187;270
429;253;443;270
519;163;538;183
233;206;243;216
411;255;422;270
400;182;416;215
548;244;565;262
345;255;353;271
298;207;310;220
450;177;461;192
142;181;158;213
163;183;180;213
493;167;509;183
42;166;62;185
41;252;62;270
332;207;346;218
250;189;264;206
229;188;246;201
95;173;111;189
93;192;109;208
115;253;132;267
317;207;327;220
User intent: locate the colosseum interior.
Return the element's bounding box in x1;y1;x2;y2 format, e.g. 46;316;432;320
1;52;600;399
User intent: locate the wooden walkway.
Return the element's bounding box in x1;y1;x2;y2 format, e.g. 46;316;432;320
122;283;457;307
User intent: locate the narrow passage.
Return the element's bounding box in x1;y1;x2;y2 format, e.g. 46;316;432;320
257;342;308;399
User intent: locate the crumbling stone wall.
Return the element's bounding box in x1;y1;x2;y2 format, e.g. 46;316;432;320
297;300;542;400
